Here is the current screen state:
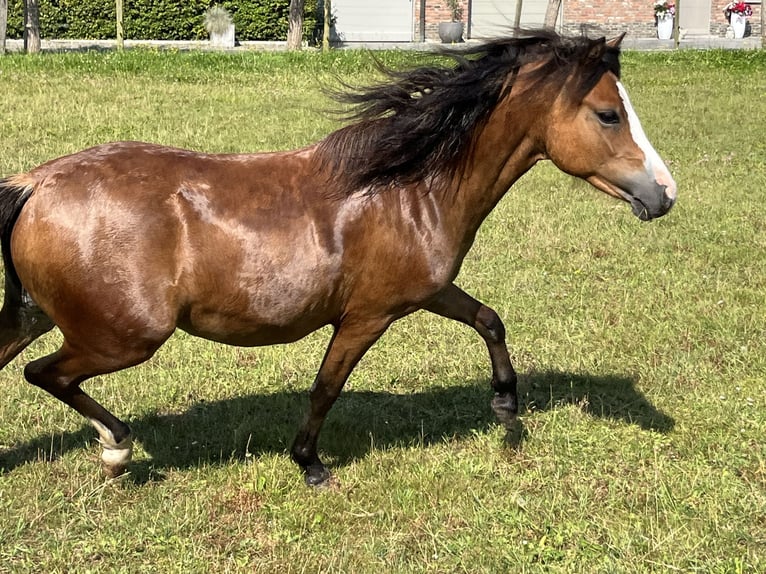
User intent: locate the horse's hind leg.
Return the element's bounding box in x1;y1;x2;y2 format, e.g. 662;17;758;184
23;341;159;477
425;283;518;428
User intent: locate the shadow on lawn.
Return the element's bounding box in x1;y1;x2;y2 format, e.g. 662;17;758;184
0;370;674;480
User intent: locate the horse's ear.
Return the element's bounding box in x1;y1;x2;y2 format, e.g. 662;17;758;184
606;33;626;49
584;37;607;62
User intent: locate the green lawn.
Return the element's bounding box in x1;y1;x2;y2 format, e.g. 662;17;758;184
0;46;764;573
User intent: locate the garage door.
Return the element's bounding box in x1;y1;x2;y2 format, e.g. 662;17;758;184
470;0;550;38
332;0;413;42
679;0;711;35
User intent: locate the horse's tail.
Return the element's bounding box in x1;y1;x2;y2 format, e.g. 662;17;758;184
0;177;35;302
0;177;53;368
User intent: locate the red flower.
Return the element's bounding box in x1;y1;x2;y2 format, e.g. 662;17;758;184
724;1;753;17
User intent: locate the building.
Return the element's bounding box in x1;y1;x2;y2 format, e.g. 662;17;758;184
329;0;762;43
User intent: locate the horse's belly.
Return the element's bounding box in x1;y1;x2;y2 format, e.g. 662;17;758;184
179;254;341;346
179;309;330;347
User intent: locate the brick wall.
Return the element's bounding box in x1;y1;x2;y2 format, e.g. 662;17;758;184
562;0;762;37
416;0;762;40
561;0;662;37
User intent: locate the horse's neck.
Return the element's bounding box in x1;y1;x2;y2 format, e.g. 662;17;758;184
438;124;543;249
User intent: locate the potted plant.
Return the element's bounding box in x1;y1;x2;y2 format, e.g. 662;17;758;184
723;1;753;38
204;5;235;48
438;0;464;43
653;2;675;40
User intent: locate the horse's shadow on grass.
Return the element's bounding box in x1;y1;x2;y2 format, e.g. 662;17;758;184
1;370;674;480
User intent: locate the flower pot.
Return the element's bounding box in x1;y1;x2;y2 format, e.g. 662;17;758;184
210;24;235;48
656;15;673;40
730;13;746;38
438;22;464;43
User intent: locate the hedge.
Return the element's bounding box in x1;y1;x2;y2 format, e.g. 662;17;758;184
4;0;320;42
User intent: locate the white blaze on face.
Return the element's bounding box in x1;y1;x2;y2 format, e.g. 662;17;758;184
616;81;677;200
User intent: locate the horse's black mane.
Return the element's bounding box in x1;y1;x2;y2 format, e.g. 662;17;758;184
318;30;621;195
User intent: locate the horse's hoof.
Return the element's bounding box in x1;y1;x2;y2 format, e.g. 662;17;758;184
491;393;518;429
103;462;128;479
100;437;133;478
304;463;332;487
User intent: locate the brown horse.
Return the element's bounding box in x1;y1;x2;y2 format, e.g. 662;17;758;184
0;32;675;486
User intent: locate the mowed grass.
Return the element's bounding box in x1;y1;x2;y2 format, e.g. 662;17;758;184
0;46;764;573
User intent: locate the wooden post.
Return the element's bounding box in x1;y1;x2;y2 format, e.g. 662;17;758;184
322;0;330;52
673;0;680;49
23;0;41;53
761;0;764;49
116;0;124;51
0;0;8;54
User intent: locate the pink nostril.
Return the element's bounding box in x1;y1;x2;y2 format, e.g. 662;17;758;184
653;166;676;200
664;180;677;201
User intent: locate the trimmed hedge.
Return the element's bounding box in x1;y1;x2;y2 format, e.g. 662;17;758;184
5;0;320;42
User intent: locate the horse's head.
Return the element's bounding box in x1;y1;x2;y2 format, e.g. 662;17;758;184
543;36;676;221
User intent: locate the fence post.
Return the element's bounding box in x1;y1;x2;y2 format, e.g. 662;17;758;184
116;0;123;51
0;0;7;54
23;0;40;53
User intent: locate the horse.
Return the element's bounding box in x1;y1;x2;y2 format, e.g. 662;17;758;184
0;31;676;486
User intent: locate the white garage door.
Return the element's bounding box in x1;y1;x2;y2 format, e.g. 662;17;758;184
470;0;549;38
679;0;711;35
332;0;413;42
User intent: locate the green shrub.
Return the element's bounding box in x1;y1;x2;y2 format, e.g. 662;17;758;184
4;0;320;42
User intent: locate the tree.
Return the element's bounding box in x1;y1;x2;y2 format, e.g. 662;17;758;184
544;0;561;28
287;0;303;50
24;0;40;53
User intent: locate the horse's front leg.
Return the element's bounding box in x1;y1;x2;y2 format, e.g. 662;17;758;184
425;283;518;428
291;317;390;486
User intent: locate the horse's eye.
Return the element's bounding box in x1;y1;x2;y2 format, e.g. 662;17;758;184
596;110;620;125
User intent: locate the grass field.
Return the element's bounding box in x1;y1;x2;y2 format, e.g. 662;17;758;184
0;45;765;573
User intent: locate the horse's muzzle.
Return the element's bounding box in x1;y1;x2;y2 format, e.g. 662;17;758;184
622;170;676;221
628;183;676;221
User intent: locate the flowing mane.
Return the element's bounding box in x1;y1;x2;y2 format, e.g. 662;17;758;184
317;30;622;195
